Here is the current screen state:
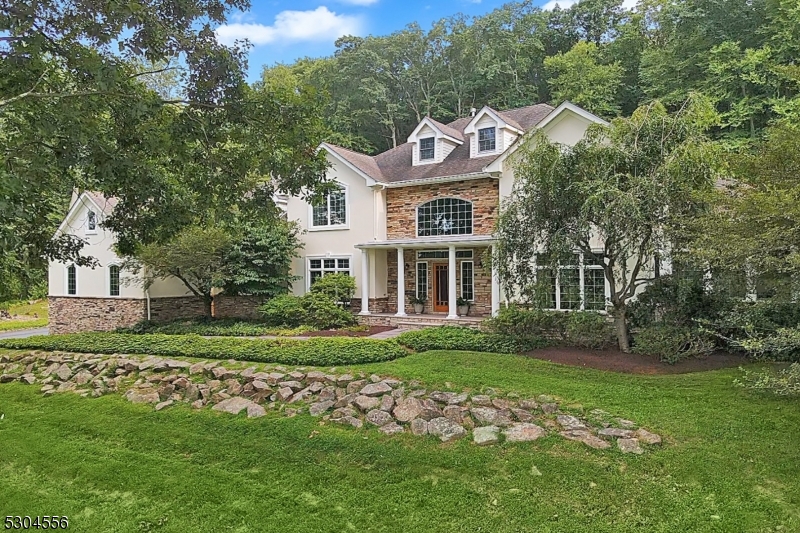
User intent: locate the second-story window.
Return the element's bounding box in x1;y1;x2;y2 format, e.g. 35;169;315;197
87;210;97;232
312;184;347;228
417;198;473;236
478;127;496;152
419;137;435;161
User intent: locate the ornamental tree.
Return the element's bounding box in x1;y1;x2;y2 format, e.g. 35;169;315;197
494;98;719;351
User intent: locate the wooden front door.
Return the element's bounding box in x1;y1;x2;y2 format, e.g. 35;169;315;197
432;264;449;312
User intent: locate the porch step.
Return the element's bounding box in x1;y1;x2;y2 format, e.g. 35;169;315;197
395;319;482;330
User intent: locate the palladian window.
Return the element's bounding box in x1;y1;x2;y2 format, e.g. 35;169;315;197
417;198;473;237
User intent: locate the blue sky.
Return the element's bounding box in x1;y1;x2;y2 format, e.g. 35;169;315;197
216;0;574;81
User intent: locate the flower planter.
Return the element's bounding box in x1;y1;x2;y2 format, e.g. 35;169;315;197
413;303;424;314
457;305;469;316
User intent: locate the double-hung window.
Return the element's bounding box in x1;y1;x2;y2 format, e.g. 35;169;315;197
308;257;351;287
419;137;435;161
461;261;474;301
478;127;496;152
312;184;347;228
109;265;120;296
536;253;607;311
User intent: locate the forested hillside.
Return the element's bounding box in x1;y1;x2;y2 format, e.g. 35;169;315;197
263;0;799;154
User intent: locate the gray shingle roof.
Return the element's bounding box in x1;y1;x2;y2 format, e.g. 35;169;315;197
327;103;555;184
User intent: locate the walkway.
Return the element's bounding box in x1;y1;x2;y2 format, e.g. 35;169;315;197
0;327;49;339
368;328;406;340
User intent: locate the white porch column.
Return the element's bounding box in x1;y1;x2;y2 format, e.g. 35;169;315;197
448;244;458;319
359;248;370;315
395;247;407;317
491;247;500;317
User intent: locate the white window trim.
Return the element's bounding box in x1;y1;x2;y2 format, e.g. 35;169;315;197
107;262;121;297
308;182;350;232
306;254;353;292
65;263;77;296
535;251;609;312
460;260;475;302
416;261;428;299
415;197;474;238
419;137;435;162
417;249;474;259
477;127;497;154
85;210;98;235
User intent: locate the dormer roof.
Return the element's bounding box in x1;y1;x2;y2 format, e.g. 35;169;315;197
406;116;464;144
463;106;525;136
323;103;556;185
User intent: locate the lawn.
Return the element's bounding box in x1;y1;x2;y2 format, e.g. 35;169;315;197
1;349;799;532
0;299;48;332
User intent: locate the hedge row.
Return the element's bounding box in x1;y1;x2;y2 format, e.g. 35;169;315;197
396;326;548;354
0;333;407;366
118;319;316;337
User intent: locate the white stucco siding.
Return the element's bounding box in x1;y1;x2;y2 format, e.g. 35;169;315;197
286;154;377;297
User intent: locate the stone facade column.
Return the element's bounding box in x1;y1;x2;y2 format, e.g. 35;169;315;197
491;247;500;317
448;244;458;319
395;247;407;317
359;248;370;315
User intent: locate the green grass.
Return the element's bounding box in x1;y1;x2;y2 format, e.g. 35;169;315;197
0;299;48;331
1;349;799;532
0;317;48;332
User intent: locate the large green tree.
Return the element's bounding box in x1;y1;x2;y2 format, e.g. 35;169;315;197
495;98;719;351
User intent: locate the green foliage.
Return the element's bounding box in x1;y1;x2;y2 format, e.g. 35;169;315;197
222;220;304;298
700;300;800;344
0;334;406;366
733;328;800;362
564;312;615;350
496;98;720;352
0;318;49;333
735;363;800;396
397;326;547;354
259;293;356;330
483;305;568;340
627;273;731;329
544;41;624;118
309;273;356;307
117;319;315;337
633;325;715;364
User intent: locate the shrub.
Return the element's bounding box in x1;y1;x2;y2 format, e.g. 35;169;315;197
735;363;800;396
564;312;615;349
0;333;407;366
397;326;547;354
627;273;730;329
733;328;800;362
117;319;314;337
309;273;356;307
299;292;356;329
483;305;567;340
702;301;800;343
260;294;307;327
632;325;715;364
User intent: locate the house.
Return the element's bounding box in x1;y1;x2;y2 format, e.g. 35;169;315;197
48;101;611;332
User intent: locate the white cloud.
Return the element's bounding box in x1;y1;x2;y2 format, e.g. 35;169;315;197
216;7;363;46
541;0;578;10
338;0;379;5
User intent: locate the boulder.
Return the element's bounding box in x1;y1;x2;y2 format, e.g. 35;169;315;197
541;403;559;415
251;380;270;391
491;398;511;410
189;363;205;375
617;438;644;454
560;430;611;450
504;423;546;442
428;417;467;442
393;398;423;422
366;409;394;427
155;400;174;411
346;379;367;395
556;415;586;431
354;395;380;412
331;407;358;419
337;374;354;385
471;395;491;406
165;359;190;369
410;418;429;436
336;416;363;429
309;401;335;417
266;373;286;385
275;387;294;402
125;390;160;404
359;381;393;397
473;425;500;446
305;371;328;383
20;374;37;385
246;403;267;418
379;395;395;412
334;393;357;408
634;428;662;445
598;427;635;439
511;409;534;423
442;405;464;424
379;422;404;435
278;380;304;391
55;364;72;381
470;407;512;426
418;399;444;421
519;399;539;410
212;397;260;416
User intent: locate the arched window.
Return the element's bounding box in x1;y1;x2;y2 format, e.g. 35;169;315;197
67;265;77;295
87;210;97;232
109;265;120;296
417;198;473;237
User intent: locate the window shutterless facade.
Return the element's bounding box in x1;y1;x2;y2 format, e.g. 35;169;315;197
308;257;351;288
536;253;607;311
417;198;473;237
67;265;77;295
416;262;428;299
311;184;347;229
478;127;496;152
461;261;474;301
86;210;97;233
419;137;435;160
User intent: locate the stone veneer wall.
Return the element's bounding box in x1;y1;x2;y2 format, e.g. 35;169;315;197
386;247;491;317
351;297;390;315
49;297;146;334
385;178;499;239
213;296;268;320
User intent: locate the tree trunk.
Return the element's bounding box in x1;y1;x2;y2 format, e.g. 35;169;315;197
203;295;213;319
613;305;630;352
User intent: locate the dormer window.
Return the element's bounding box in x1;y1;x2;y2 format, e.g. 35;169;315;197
419;137;435;161
478;127;496;152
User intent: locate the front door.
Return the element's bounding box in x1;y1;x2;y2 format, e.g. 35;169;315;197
433;264;449;312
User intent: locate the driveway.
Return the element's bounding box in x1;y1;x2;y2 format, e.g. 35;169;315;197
0;327;49;339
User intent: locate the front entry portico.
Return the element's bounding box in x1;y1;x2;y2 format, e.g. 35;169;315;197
356;235;501;319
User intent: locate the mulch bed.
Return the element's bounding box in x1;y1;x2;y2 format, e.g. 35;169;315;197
301;326;397;338
525;346;749;375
